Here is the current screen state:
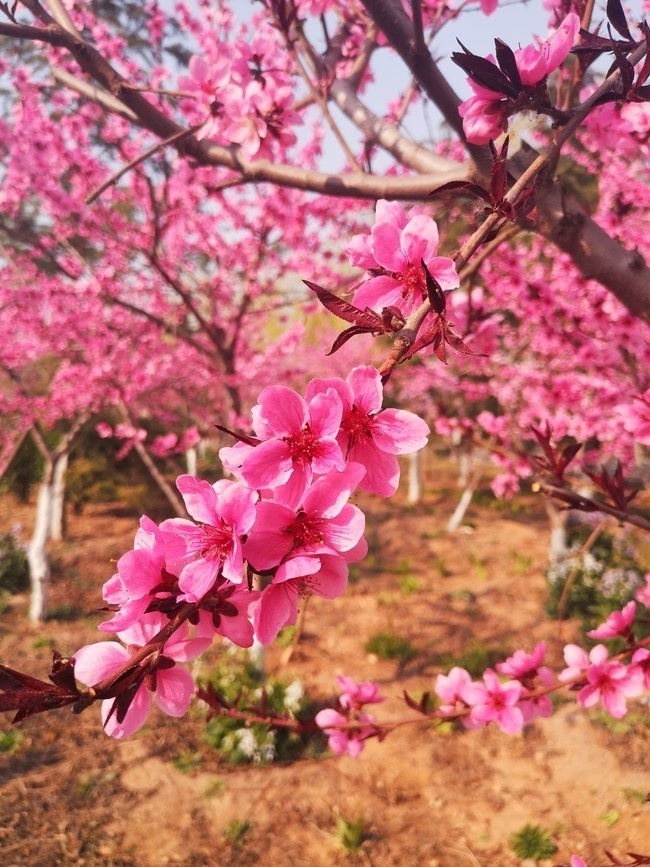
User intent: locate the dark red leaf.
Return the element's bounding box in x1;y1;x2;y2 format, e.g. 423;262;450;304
607;0;633;42
494;39;522;89
428;180;491;202
326;325;369;355
213;424;260;447
451;49;520;97
304;279;382;328
422;260;446;315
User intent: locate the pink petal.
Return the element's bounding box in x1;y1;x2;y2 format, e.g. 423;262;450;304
176;475;219;524
352;274;402;312
155;666;196;717
257;386;306;435
244;503;295;571
371;221;405;271
252;583;297;644
308;389;343;439
102;686;152;739
178;557;219;601
400;214;439;263
372;408;430;454
323;504;365;553
347;366;383;415
74;642;129;686
217;482;258;535
241;439;292;489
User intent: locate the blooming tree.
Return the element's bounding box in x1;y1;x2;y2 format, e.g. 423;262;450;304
1;1;650;861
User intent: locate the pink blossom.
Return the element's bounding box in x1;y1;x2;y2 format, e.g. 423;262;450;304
74;613;210;738
250;550;350;644
99;515;175;632
244;464;366;572
194;580;260;648
514;13;581;86
616;390;650;445
458;80;509;145
560;644;644;718
336;675;385;711
222;385;345;507
161;475;257;601
344;200;459;316
435;666;473;716
306;365;430;496
570;858;588;867
458;14;580;144
460;668;524;733
314;707;378;758
178;53;242;142
497;643;554;723
587;601;636;640
631;648;650;691
635;572;650;608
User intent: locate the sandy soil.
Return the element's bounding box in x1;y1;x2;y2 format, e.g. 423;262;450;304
1;458;648;866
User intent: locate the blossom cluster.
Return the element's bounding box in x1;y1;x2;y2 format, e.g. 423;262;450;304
344;199;460;317
177;38;300;158
457;12;581;144
316;602;648;758
73;365;429;737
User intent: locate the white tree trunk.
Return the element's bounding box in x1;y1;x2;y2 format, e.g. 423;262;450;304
28;473;53;622
407;451;422;504
185;445;198;477
544;498;569;571
48;450;69;542
447;468;482;533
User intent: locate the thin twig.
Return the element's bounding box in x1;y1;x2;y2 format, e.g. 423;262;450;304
85;127;197;204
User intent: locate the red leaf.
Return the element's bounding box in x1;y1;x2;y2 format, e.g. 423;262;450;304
304;280;382;329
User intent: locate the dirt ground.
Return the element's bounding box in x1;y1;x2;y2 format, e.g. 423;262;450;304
1;456;648;867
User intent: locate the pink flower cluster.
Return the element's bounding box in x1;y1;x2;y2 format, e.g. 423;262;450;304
435;641;554;734
344;200;459;318
178;40;300;158
459;13;581;144
73;366;429;737
315;675;385;757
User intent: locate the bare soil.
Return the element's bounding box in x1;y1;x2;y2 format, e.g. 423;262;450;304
1;458;648;867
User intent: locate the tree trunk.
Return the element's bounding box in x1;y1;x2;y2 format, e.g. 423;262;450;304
132;437;185;517
48;450;69;542
28;466;53;622
185;446;198;477
545;498;569;569
447;468;482;533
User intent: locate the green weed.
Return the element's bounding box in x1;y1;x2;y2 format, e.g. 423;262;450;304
172;750;203;773
335;815;368;853
0;730;24;755
365;632;417;666
224;819;252;849
398;574;421;596
509;824;557;860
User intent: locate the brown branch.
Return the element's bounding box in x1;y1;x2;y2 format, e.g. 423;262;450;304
535;481;650;532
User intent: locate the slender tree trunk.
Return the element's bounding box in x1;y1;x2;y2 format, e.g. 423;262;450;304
132;437;186;517
185;445;197;477
119;403;185;517
25;415;88;621
28;463;53;622
48;450;69;542
407;451;422;504
545;498;569;569
447;467;482;533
